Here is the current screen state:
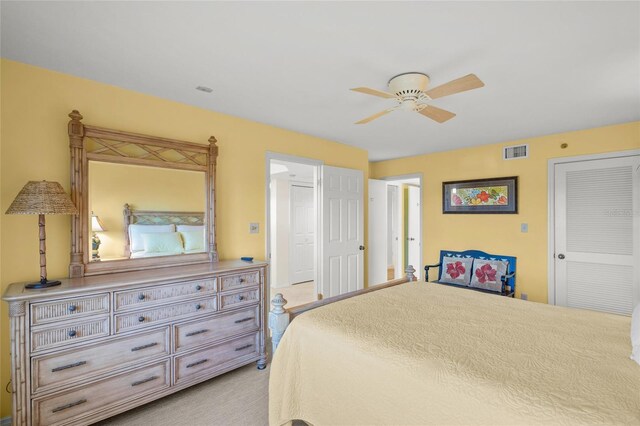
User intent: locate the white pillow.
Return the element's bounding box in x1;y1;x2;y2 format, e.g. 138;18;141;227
180;230;205;251
141;232;184;254
176;225;204;232
631;304;640;365
129;224;175;252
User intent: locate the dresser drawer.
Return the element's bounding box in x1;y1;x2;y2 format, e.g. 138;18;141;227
174;332;258;385
174;306;260;352
220;288;260;311
31;293;109;326
220;270;261;292
31;316;110;353
32;360;170;426
115;297;217;333
32;327;170;394
114;278;217;311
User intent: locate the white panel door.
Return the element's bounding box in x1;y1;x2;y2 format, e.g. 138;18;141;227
368;179;388;286
289;184;315;284
407;185;421;272
554;155;640;315
388;185;401;279
321;166;364;298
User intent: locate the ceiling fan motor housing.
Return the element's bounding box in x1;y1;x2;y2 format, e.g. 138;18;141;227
387;72;430;97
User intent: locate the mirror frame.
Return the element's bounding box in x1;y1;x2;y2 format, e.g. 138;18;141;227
67;110;219;277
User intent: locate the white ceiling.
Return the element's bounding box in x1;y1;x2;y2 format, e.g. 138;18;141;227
2;1;638;161
270;160;315;184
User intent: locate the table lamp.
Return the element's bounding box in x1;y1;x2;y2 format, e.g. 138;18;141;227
91;213;107;260
5;181;78;289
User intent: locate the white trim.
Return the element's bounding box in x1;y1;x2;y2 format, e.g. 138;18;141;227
0;417;11;426
265;152;323;299
378;173;424;280
547;149;640;305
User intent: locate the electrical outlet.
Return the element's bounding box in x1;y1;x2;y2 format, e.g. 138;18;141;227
521;223;528;233
521;293;528;301
249;223;259;234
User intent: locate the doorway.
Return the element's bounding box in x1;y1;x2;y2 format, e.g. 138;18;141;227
268;157;319;308
368;174;422;286
549;151;639;315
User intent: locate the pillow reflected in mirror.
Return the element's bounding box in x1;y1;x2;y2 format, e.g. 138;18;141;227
141;232;184;254
180;230;206;252
129;224;176;252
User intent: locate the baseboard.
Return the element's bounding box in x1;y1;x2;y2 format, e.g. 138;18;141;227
0;416;11;426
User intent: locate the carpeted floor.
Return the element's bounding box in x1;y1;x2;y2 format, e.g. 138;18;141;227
97;362;270;426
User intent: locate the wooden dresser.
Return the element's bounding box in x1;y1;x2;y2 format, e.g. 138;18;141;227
2;260;268;426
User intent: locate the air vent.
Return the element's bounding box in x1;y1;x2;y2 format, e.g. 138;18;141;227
503;144;528;160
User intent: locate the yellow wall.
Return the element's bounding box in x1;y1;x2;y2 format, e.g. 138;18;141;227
89;162;205;259
0;59;369;417
371;122;639;303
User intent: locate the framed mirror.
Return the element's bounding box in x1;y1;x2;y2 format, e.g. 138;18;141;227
67;110;218;277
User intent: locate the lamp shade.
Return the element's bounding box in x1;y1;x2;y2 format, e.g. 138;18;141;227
6;181;78;215
91;215;107;232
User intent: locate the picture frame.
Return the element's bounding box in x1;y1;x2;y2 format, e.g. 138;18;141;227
443;176;518;214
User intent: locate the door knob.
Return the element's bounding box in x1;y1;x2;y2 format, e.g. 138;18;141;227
557;253;565;260
408;237;415;241
359;245;365;251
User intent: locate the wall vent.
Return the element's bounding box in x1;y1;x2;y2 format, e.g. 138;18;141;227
503;144;529;160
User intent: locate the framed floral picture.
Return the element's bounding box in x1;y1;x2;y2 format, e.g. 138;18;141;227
443;176;518;214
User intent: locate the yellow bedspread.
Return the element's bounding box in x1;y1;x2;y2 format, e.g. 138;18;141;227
269;283;640;425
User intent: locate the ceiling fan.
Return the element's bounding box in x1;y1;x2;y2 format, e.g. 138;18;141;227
351;72;484;124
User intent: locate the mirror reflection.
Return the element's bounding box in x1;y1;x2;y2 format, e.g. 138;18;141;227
88;161;206;261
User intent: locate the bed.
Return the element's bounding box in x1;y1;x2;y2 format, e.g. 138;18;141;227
123;203;206;258
269;278;640;425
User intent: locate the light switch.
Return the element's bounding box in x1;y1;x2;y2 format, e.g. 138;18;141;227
521;223;528;233
249;223;259;234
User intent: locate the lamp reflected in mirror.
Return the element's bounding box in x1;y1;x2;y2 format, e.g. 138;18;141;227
91;213;107;261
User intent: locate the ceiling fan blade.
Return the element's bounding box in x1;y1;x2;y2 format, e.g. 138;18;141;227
424;74;484;100
355;109;394;124
417;105;456;123
350;87;397;99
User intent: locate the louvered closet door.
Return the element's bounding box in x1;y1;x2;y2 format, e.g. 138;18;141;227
554;155;639;315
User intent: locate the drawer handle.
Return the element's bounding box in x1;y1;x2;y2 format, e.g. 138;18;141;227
186;359;209;368
138;316;146;323
131;342;158;352
68;330;77;337
195;285;202;291
68;305;77;312
52;398;87;413
185;329;209;337
195;304;202;310
51;361;87;372
234;317;254;324
235;344;253;351
238;296;245;301
131;375;159;387
138;294;146;301
239;278;246;283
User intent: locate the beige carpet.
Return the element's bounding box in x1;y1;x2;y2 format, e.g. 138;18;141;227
97;362;270;426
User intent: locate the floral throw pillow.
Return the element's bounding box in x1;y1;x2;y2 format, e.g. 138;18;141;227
439;256;474;286
470;259;509;292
